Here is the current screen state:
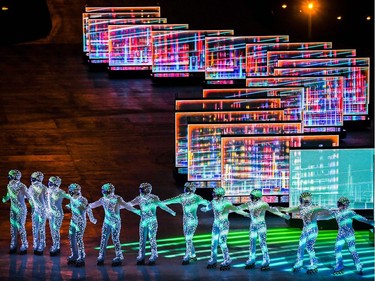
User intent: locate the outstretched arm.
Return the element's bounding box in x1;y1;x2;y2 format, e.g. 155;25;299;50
129;197;140;207
201;201;212;212
118;197;141;216
158;200;176;216
89;198;103;209
228;204;250;218
353;214;375;227
267;206;290;220
86;205;97;224
280;206;299;213
163;195;181;206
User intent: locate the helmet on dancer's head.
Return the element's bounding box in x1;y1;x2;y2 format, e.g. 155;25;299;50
8;169;22;181
102;183;115;196
68;183;81;197
212;187;225;199
48;176;62;189
299;191;312;206
31;171;44;183
139;182;152;196
184;182;196;194
250;189;262;202
337;196;350;208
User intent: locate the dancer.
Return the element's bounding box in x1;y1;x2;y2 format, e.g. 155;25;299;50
201;187;249;270
2;169;31;255
46;176;70;256
280;191;326;274
321;196;374;275
28;171;48;255
90;183;140;266
163;182;209;265
66;183;97;267
129;182;176;265
238;189;290;270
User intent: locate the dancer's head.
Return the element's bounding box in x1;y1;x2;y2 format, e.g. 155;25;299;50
184;182;196;194
8;169;21;181
101;183;115;196
249;189;262;202
337;196;350;209
299;191;312;206
139;182;152;196
212;187;225;199
68;183;81;197
48;176;62;189
31;171;44;183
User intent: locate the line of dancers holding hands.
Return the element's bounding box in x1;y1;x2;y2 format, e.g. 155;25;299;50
2;169;374;275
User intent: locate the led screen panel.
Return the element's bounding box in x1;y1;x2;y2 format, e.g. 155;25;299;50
202;87;304;121
245;43;339;77
276;57;369;68
108;24;189;70
289;148;374;209
246;76;344;130
205;35;289;80
221;134;340;200
152;30;234;78
274;67;369;120
88;18;168;63
188;122;303;181
175;110;285;168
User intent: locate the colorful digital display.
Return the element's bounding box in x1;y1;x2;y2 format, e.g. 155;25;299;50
246;76;344;130
175;110;285;168
273;67;370;120
221;134;340;202
289;148;374;209
205;35;290;81
276;57;369;68
188;122;303;182
88;18;168;63
246;43;339;77
108;24;189;70
202;87;304;121
151;30;235;78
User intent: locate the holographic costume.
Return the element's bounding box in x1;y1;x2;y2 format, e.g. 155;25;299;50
46;176;70;256
28;171;48;255
90;183;140;266
163;182;209;265
281;192;325;274
66;183;97;267
2;170;30;254
238;189;290;270
130;182;176;265
202;187;249;270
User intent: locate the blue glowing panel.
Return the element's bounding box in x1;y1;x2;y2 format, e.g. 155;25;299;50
188;122;303;181
108;24;189;70
289;148;374;209
246;43;338;77
246;76;344;130
152;30;234;78
221;134;339;198
276;57;369;68
205;35;289;81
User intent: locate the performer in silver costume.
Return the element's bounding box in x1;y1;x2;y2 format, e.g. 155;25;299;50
201;187;249;271
238;189;290;271
2;169;31;255
28;171;48;255
66;183;97;267
163;182;209;265
280;191;326;274
90;183;140;266
46;176;70;256
129;182;176;265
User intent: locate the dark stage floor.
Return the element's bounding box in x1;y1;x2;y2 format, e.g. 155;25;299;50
0;1;374;280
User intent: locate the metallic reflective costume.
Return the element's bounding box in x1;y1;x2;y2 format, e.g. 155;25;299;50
28;171;48;255
163;182;209;264
130;182;176;265
90;183;140;266
2;169;30;254
46;176;70;256
238;189;290;270
67;183;97;267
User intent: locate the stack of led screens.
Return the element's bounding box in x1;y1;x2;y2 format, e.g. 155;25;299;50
202;87;304;121
82;7;161;54
289;148;374;209
205;35;289;82
221;134;339;201
246;76;344;131
151;30;234;78
274;66;369;121
187;122;303;182
175;109;285;168
108;24;189;71
246;47;354;77
88;18;168;64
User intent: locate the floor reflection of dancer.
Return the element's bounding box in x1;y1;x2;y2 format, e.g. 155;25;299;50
238;189;290;271
163;182;209;265
129;182;176;265
90;183;140;266
201;187;249;271
2;169;31;255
